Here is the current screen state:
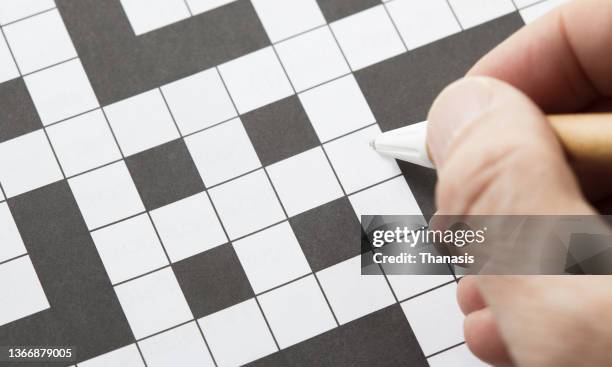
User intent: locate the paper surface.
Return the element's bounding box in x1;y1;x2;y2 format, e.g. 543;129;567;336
0;0;560;365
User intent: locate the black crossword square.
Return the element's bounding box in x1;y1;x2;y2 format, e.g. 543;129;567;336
125;139;205;211
56;0;269;105
0;79;43;143
290;197;361;272
242;95;320;166
399;163;436;218
173;243;254;318
317;0;381;23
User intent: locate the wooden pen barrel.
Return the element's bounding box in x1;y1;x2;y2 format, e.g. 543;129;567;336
550;113;612;167
550;113;612;202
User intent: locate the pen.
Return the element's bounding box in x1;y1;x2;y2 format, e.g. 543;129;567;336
370;113;612;169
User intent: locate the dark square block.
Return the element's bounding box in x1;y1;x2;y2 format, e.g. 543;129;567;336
172;243;254;318
355;13;524;131
2;181;134;361
317;0;380;22
290;197;360;271
0;78;43;143
56;0;270;105
242;96;320;166
399;163;437;218
125;139;205;211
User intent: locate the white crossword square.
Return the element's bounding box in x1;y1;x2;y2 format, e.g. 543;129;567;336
0;202;26;263
24;59;99;126
161;68;237;135
0;256;50;327
104;89;180;157
218;47;293;114
209;169;285;240
186;0;237;15
275;26;349;92
115;267;193;339
401;282;464;355
448;0;515;29
251;0;325;42
258;275;336;348
46;109;122;177
120;0;190;35
317;256;395;325
331;5;406;70
198;299;277;366
267;147;343;217
233;222;311;293
0;130;63;198
349;176;423;217
185;118;261;187
324;124;401;194
387;0;461;50
299;74;375;142
3;9;76;74
0;32;19;84
139;322;215;367
68;161;145;230
385;275;455;301
91;213;169;284
150;192;227;263
0;0;55;25
79;344;145;367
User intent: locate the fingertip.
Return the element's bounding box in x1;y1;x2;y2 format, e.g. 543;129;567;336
457;276;486;315
464;308;511;365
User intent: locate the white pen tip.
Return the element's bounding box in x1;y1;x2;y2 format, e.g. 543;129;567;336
368;121;435;168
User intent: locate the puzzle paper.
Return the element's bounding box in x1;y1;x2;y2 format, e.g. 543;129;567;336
0;0;564;365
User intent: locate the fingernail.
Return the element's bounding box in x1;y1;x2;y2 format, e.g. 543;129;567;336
427;77;495;166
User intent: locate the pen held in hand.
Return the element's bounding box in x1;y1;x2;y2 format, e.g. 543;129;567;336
371;113;612;171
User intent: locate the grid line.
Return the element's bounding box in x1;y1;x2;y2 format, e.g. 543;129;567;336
182;0;194;16
0;21;69;184
0;181;7;201
134;342;149;367
19;56;79;79
0;252;29;267
0;26;21;75
445;0;465;31
380;2;410;51
426;341;466;359
0;6;57;28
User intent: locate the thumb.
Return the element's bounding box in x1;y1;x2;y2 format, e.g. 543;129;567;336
427;76;594;215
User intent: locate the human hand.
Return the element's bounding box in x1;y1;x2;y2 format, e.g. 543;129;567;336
425;0;612;365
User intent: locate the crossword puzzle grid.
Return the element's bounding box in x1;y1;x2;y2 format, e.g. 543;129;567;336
0;0;566;366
